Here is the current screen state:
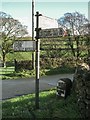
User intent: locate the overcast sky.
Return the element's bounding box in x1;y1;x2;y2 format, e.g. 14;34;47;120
1;0;89;36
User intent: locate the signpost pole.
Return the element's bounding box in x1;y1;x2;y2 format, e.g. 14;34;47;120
32;0;35;69
35;11;42;109
35;39;40;109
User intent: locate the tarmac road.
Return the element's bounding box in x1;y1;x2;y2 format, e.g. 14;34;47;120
2;74;74;100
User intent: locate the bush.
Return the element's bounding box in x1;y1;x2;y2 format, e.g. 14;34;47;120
15;60;32;71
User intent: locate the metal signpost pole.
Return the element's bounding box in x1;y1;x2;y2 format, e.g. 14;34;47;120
35;11;41;109
32;0;34;40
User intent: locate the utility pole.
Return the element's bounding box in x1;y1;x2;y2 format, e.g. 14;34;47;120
35;11;42;109
32;0;35;69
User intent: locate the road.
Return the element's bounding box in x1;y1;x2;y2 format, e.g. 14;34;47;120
2;74;74;100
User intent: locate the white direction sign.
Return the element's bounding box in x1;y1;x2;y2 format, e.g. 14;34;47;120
39;28;64;38
13;40;36;51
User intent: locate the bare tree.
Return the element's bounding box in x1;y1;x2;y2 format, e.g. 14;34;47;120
58;12;89;35
0;12;28;67
58;12;90;62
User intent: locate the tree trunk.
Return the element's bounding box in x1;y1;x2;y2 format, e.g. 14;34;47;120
68;37;75;57
2;51;6;68
76;36;80;61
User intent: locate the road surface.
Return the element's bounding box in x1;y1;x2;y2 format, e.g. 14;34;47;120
2;74;74;100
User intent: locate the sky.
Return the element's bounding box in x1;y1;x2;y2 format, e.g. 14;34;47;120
1;0;89;36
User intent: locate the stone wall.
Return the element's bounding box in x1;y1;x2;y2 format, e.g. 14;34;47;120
73;65;90;119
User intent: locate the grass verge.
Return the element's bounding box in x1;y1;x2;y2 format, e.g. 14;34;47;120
2;89;81;119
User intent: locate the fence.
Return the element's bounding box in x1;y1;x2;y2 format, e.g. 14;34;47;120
40;36;89;51
40;36;89;69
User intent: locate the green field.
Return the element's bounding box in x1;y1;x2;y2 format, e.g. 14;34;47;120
0;67;15;79
2;89;81;119
6;52;32;61
0;67;15;74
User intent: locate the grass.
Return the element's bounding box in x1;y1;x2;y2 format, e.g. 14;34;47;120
0;67;15;80
2;89;81;119
0;67;15;74
45;67;75;75
6;52;33;61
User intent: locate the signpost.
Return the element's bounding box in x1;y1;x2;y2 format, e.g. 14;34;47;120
13;11;42;110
